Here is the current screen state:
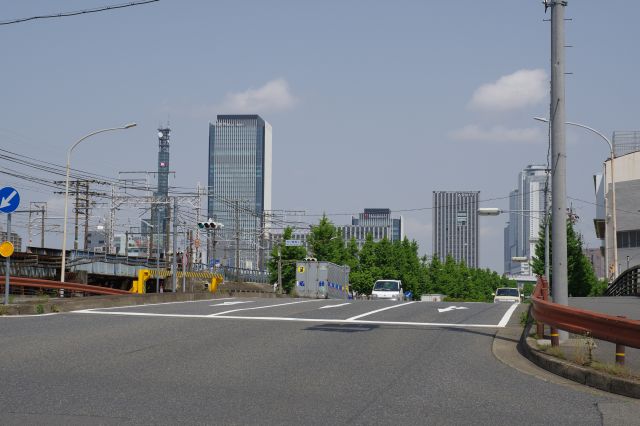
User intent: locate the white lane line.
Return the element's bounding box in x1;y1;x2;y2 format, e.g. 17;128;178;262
73;297;237;312
72;310;503;327
319;303;351;310
497;303;520;328
210;301;254;307
346;302;416;321
207;299;323;316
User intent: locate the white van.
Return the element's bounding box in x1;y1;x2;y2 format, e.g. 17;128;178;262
371;280;404;301
493;287;521;303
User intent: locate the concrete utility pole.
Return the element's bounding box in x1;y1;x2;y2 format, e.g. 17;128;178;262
172;197;178;292
549;0;569;339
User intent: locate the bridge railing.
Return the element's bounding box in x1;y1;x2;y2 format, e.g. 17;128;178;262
2;277;131;297
531;276;640;365
604;265;640;296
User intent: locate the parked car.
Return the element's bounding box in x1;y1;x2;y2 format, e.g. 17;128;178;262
493;287;521;303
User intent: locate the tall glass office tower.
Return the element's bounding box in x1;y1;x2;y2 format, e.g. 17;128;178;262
208;115;272;270
503;165;548;275
432;191;479;268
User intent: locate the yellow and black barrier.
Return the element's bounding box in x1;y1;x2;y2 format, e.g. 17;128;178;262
131;269;224;294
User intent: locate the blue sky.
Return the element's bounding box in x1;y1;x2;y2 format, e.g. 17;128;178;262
2;0;640;271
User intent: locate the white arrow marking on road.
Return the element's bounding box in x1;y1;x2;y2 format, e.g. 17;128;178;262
319;303;351;309
210;301;255;306
0;190;17;209
437;306;469;313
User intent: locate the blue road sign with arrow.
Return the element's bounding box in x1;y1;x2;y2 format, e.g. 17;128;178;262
0;187;20;213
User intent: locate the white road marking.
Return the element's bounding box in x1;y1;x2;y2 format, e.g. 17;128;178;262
437;306;469;313
0;313;59;318
497;302;520;327
319;303;351;310
210;301;254;306
207;299;322;316
71;310;506;328
346;302;416;321
74;297;237;312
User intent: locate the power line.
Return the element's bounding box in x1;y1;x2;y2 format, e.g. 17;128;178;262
0;0;159;26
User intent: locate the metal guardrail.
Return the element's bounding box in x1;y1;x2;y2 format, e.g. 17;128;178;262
531;277;640;356
4;277;131;296
605;265;640;296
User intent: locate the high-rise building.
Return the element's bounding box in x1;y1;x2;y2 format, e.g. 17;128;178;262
503;165;548;275
338;208;404;248
208;115;272;270
432;191;479;268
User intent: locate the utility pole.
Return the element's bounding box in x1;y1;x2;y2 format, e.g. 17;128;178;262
74;180;80;250
84;181;90;250
172;197;178;292
40;204;45;248
277;246;282;294
544;178;550;281
549;0;569;340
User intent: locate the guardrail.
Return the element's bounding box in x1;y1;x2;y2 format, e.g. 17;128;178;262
3;277;131;297
531;276;640;365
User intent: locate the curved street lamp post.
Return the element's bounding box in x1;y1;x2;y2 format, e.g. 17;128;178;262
534;117;618;280
61;123;136;283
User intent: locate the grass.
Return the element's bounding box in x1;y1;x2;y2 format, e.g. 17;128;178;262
536;343;566;360
590;361;640;380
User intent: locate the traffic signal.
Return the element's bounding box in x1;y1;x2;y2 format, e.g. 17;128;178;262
198;219;223;229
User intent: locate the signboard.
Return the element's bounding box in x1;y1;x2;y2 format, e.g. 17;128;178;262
285;239;303;247
298;266;305;273
0;187;20;213
0;241;13;257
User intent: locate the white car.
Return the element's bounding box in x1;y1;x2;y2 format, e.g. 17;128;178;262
371;280;404;301
493;287;521;303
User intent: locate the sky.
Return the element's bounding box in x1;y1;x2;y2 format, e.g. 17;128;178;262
2;0;640;272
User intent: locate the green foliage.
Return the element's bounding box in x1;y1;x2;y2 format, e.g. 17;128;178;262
267;227;307;294
531;216;600;296
35;304;44;314
589;278;609;296
297;216;513;302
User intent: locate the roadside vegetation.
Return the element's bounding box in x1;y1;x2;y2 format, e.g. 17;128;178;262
530;217;606;296
268;215;514;301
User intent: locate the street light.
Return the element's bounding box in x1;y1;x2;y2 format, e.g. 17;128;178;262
61;123;136;283
534;117;618;279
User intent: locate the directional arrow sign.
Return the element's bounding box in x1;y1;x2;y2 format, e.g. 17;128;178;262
0;187;20;213
210;301;254;307
437;306;469;313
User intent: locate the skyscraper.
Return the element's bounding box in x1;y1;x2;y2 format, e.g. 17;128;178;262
432;191;479;268
503;165;548;275
208;115;272;270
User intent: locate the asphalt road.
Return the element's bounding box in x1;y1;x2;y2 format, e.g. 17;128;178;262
0;298;631;425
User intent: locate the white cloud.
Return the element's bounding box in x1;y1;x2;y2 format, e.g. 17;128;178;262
449;124;543;144
468;69;547;111
218;78;297;114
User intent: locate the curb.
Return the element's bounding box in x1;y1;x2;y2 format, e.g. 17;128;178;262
519;310;640;399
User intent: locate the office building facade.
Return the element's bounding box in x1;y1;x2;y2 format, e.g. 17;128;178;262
208;115;272;270
338;208;404;248
432;191;479;268
503;165;548;275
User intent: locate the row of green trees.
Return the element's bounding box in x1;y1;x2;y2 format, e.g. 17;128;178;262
267;216;515;301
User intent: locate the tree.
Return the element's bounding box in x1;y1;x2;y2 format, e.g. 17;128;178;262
307;215;345;264
531;216;598;296
267;227;306;293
